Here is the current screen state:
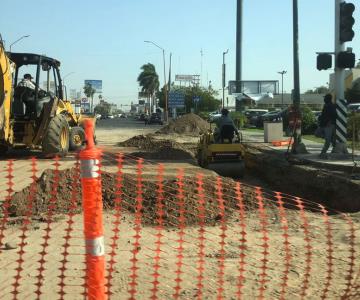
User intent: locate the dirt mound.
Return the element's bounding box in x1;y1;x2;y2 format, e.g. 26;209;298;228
117;135;194;159
157;113;209;135
9;168;257;227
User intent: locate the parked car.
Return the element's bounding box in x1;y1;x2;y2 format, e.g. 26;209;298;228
244;109;269;127
348;103;360;113
256;109;286;128
208;111;222;122
145;113;163;125
138;113;147;121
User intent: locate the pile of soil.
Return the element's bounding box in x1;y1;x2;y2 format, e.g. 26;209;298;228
8;168;258;227
157;113;210;136
117;135;194;160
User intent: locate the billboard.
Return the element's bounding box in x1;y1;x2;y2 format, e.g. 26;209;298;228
84;80;102;93
175;75;195;82
228;80;278;95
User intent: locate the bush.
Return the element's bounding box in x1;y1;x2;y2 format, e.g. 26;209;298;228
282;105;317;135
348;113;360;142
230;111;247;128
197;111;210;121
301;106;317;134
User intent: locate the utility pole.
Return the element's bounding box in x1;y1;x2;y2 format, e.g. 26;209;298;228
144;40;168;121
200;49;203;87
291;0;307;154
236;0;243;83
278;70;287;108
222;49;229;108
333;0;353;153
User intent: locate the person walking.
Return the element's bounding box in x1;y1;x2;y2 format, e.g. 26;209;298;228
319;94;336;158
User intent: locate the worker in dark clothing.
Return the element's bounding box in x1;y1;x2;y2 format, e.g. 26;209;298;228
214;108;240;143
319;94;337;158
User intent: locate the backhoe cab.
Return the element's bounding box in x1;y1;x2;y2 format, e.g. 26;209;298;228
0;43;92;156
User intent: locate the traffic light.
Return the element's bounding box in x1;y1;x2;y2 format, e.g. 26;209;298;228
317;53;332;70
337;51;356;68
339;1;355;43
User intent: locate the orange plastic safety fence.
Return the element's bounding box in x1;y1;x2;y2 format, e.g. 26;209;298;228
0;152;359;300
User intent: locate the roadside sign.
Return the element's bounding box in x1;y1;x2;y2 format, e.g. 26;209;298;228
169;91;185;108
193;96;201;103
81;97;89;103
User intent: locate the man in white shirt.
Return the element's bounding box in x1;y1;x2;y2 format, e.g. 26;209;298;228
17;73;36;90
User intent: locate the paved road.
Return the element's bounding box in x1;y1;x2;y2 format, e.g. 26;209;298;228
95;117;161;146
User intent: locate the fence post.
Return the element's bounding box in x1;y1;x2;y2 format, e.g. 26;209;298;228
79;119;106;300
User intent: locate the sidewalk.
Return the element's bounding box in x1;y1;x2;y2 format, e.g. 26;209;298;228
242;129;360;172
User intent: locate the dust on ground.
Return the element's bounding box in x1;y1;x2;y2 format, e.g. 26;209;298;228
156;113;210;136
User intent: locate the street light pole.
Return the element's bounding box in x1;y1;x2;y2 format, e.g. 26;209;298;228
277;70;287;108
63;72;75;99
144;40;168;122
9;35;30;52
222;49;229;108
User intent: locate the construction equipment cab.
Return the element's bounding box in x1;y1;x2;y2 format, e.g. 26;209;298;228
0;38;92;156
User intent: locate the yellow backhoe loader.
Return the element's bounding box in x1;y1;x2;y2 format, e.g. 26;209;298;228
0;35;93;156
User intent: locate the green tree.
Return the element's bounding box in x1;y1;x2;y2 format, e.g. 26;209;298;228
137;63;159;111
94;102;111;116
83;83;96;113
345;78;360;103
304;86;329;94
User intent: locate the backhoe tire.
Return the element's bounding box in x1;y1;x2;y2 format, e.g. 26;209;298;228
42;114;70;156
0;145;8;156
69;126;85;151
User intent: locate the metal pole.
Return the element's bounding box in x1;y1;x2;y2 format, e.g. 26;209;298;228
222;49;229;108
62;72;75;100
281;73;284;108
278;71;287;108
9;35;30;52
291;0;307;154
293;0;300;109
144;40;168;121
162;49;168;121
334;0;348;153
236;0;243;82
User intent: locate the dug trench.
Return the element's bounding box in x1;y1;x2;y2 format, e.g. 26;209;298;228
5;134;360;224
244;143;360;213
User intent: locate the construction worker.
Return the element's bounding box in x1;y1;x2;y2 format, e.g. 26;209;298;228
214;108;240;143
17;73;36;90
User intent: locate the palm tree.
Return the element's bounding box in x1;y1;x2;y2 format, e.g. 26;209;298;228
137;63;159;113
83;83;96;113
